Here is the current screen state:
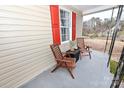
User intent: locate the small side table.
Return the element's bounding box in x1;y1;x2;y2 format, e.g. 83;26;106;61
66;49;80;62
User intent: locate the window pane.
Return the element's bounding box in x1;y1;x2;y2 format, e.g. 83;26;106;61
65;12;69;18
62;34;66;41
60;10;64;18
61;19;69;26
65;28;70;40
61;28;66;35
65;34;69;40
61;28;70;42
60;9;69;18
60;9;70;42
61;28;66;42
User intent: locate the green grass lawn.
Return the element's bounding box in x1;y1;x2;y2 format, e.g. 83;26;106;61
110;60;118;74
110;60;124;80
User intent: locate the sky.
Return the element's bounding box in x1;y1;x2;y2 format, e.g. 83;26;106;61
83;8;124;21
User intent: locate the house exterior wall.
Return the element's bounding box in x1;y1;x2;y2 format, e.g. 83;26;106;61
0;6;56;88
0;5;82;87
76;14;83;37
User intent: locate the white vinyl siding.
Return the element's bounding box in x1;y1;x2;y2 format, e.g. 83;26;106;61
0;5;83;88
76;14;83;37
0;6;55;88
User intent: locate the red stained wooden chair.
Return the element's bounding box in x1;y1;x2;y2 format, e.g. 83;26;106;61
50;44;76;79
77;37;91;59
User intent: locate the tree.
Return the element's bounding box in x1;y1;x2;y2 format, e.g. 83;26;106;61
82;16;116;38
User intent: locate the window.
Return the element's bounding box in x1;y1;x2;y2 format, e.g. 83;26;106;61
60;9;71;43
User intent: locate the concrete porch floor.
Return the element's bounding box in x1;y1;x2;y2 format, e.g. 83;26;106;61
21;50;113;88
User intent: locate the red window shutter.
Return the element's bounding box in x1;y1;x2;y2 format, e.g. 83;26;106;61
72;12;76;41
50;5;61;45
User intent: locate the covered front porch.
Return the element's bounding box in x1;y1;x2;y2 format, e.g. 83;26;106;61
21;50;113;88
0;5;123;88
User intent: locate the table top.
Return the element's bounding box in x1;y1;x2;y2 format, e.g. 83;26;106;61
66;49;80;55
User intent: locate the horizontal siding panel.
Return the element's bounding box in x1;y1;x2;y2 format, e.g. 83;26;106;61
0;35;52;44
0;42;52;57
0;6;50;15
0;54;53;78
2;62;55;88
0;31;52;37
0;6;55;87
0;38;51;51
21;6;50;13
0;17;50;25
11;63;55;88
0;16;50;22
0;45;51;63
0;58;53;87
35;6;50;10
0;38;52;51
0;26;51;31
15;6;50;15
0;38;51;45
0;5;50;16
0;50;53;70
0;23;50;27
0;7;50;19
0;51;53;72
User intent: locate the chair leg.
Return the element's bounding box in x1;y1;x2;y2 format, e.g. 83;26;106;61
51;65;60;73
64;62;75;79
80;53;82;60
89;52;91;59
67;68;75;79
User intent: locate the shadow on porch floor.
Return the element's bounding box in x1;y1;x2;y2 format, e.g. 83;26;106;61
21;50;113;88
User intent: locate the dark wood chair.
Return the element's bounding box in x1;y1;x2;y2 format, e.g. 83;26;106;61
50;44;76;79
77;37;91;59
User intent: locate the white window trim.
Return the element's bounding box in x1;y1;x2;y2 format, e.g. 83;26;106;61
59;6;72;44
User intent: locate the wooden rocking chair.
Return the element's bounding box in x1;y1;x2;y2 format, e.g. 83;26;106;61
77;37;91;59
50;44;76;79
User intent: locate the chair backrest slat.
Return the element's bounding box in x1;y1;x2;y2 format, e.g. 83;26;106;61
50;44;63;61
77;38;85;48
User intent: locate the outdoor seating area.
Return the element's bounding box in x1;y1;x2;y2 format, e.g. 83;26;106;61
21;37;124;88
21;50;113;88
50;38;92;79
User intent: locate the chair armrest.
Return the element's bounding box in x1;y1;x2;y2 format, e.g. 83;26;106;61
55;59;63;62
62;52;67;57
55;58;75;63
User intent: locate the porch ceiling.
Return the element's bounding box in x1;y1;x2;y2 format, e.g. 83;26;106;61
73;5;102;11
72;5;117;15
